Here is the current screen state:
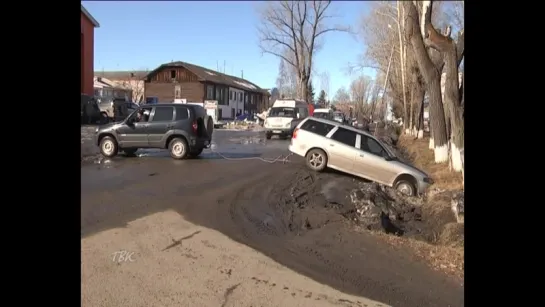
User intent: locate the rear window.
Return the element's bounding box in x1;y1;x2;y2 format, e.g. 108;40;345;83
300;119;335;136
175;107;189;120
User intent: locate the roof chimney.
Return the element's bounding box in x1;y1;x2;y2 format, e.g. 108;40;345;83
241;70;244;79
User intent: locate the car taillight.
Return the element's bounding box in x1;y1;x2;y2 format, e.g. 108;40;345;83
192;121;198;134
292;128;299;139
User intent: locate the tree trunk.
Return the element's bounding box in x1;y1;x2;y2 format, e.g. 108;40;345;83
413;84;425;139
429;113;435;149
417;101;425;139
403;1;448;163
443;43;464;172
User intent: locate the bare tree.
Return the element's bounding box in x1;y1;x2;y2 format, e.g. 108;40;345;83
276;59;297;98
333;86;350;104
319;71;331;104
402;1;463;166
349;75;371;105
119;70;148;104
258;1;349;102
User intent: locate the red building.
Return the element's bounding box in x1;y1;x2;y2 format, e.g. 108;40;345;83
81;5;100;96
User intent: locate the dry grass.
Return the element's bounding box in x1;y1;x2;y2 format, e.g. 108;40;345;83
398;136;463;191
368;230;464;283
392;135;464;281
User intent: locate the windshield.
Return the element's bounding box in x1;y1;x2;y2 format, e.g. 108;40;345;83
269;107;296;118
313;112;330;119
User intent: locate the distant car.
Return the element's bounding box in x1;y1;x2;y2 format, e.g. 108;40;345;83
288;117;433;196
95;103;214;159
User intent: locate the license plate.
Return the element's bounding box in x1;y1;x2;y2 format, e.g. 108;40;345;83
273;130;282;133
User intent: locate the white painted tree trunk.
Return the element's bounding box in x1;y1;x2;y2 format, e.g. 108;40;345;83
420;1;431;37
434;144;449;163
460;148;464;187
429;137;434;149
417;129;424;139
450;142;463;172
405;128;411;135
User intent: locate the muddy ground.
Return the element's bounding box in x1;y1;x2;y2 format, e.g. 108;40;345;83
81;129;463;306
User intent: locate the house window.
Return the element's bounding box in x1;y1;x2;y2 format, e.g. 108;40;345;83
206;85;214;100
229;91;233;100
239;92;242;102
216;87;221;101
219;88;228;105
244;93;248;103
170;70;176;79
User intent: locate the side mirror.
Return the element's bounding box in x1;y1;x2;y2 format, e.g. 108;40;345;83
126;117;135;125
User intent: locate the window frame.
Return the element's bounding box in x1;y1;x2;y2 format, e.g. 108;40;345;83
150;106;175;122
357;134;388;157
329;127;358;147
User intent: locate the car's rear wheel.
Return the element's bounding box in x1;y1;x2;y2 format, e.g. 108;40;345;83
266;133;272;140
395;180;416;196
100;136;118;158
188;147;204;158
169;138;188;160
305;149;327;172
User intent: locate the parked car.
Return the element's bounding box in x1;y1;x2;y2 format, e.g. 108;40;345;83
288;117;433;196
95;103;214;159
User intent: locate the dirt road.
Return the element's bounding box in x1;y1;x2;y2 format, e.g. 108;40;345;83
81;130;463;307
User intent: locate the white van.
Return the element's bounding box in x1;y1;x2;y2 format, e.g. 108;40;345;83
264;99;310;139
313;108;334;120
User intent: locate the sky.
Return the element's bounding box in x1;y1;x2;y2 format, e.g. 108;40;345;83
84;1;376;99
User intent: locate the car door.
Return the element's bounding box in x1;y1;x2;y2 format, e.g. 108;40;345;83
146;106;175;147
327;127;358;172
355;134;397;184
115;111;150;148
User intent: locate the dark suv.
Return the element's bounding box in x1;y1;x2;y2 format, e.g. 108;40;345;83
95;103;214;160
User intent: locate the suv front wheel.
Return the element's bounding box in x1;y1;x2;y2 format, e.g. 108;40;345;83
100;136;118;158
169;137;188;160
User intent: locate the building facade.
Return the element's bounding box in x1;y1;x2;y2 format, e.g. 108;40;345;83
81;5;99;96
144;61;271;120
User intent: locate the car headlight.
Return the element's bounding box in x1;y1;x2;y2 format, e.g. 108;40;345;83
423;177;434;184
285;122;291;128
95;127;99;133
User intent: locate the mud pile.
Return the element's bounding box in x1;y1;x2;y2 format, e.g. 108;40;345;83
350;183;425;237
271;165;464;246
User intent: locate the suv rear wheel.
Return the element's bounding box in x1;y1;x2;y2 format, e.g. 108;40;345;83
169;137;188;160
100;136;118;158
188;147;204;158
305;149;327;172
